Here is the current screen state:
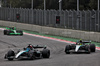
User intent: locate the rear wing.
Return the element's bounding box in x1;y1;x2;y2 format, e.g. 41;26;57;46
32;45;47;49
82;41;91;43
76;41;91;44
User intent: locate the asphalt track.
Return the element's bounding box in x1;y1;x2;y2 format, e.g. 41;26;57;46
0;30;100;66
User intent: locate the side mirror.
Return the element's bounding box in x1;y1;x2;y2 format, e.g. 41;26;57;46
17;49;20;53
44;47;46;49
23;48;26;50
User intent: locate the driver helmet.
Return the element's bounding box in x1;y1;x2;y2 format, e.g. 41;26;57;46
79;39;82;43
27;44;33;48
11;26;16;30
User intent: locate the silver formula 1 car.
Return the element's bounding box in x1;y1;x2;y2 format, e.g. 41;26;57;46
4;44;50;61
65;40;95;54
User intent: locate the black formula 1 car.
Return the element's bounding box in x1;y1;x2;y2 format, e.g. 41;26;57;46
65;40;95;54
4;44;50;61
4;27;23;35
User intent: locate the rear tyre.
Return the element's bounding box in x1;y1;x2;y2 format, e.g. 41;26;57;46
42;49;50;58
90;44;95;52
4;30;7;35
65;45;70;54
7;50;15;61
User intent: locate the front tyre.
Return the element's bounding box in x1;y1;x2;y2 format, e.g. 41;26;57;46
65;45;70;54
42;49;50;58
7;50;15;61
85;45;90;54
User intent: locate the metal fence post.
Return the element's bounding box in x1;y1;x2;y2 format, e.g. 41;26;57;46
93;10;96;31
67;10;69;28
89;10;92;31
98;10;100;31
98;0;100;31
44;10;46;26
41;10;44;26
72;10;74;29
64;10;66;28
80;11;82;30
84;10;87;30
77;11;80;30
91;9;96;31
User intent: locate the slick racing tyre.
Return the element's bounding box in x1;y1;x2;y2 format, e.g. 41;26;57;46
85;45;90;54
90;44;95;52
42;49;50;58
7;50;15;61
4;30;7;35
65;45;70;54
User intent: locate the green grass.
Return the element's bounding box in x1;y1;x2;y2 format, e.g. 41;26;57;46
1;26;100;47
24;30;100;47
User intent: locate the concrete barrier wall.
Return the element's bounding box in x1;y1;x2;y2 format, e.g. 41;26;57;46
0;20;100;42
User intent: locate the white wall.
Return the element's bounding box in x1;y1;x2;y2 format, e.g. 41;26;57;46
0;20;100;42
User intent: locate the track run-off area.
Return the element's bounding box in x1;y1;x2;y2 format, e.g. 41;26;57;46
0;28;100;66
